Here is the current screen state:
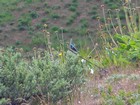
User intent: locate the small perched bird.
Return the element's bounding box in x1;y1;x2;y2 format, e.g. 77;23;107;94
70;39;78;53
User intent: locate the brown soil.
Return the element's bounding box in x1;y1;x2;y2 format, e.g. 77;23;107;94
73;67;140;105
0;0;104;47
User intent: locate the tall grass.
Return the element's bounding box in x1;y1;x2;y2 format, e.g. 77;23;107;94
1;0;140;104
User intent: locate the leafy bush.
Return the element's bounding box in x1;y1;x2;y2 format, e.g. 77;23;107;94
100;47;129;67
50;26;60;32
114;32;140;62
0;48;86;104
18;14;32;31
29;11;39;19
0;12;13;25
69;5;77;12
50;13;60;19
41;18;47;23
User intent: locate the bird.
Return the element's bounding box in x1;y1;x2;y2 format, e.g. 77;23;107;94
69;39;78;53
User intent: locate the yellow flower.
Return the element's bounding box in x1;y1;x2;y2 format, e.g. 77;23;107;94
58;52;63;56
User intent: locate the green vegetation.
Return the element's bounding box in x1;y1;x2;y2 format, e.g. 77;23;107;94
0;12;13;25
50;13;60;19
0;0;127;48
1;0;140;105
66;12;79;25
0;48;86;104
18;14;32;31
102;87;140;105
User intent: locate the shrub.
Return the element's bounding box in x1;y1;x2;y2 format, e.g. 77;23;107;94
31;32;46;45
0;48;86;104
50;13;60;19
91;14;98;19
66;12;79;25
35;23;43;30
80;18;89;28
50;26;60;32
29;11;39;19
0;12;13;25
114;32;140;62
41;18;47;23
18;14;32;31
44;8;51;14
44;2;48;7
15;40;22;45
69;5;77;12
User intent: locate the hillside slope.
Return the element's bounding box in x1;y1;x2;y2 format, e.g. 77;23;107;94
0;0;125;50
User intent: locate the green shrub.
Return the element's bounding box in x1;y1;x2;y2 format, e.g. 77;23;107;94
50;26;60;32
101;31;140;67
31;32;46;45
35;23;43;30
18;14;32;31
69;5;77;12
44;2;48;7
107;3;118;9
66;12;79;25
0;12;13;25
50;13;60;19
0;48;86;104
29;11;39;19
44;8;51;14
15;40;22;46
41;18;47;23
114;32;140;62
80;18;89;28
91;14;98;19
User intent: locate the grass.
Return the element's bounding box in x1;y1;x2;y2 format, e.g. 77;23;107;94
0;0;131;49
1;0;140;104
66;12;79;25
0;12;13;25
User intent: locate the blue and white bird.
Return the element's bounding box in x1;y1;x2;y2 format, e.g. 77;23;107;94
70;39;78;53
